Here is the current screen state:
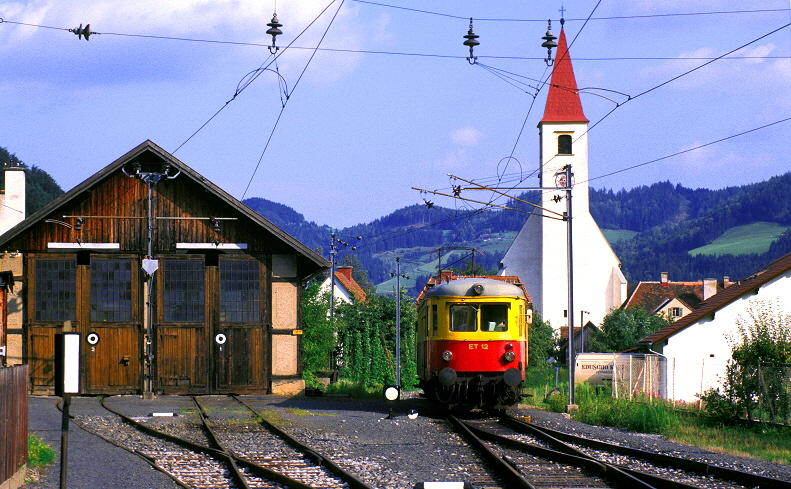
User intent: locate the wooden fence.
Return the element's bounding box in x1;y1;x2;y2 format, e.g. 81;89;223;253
0;365;28;489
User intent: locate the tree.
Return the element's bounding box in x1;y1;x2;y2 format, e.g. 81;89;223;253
703;301;791;422
588;308;668;353
300;282;337;383
335;291;418;389
528;313;556;368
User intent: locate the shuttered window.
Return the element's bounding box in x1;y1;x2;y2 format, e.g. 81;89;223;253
34;259;76;322
163;260;205;322
90;259;132;322
220;259;260;322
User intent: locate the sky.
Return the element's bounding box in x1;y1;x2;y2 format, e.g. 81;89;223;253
0;1;790;229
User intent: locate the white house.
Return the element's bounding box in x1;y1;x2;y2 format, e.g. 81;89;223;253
640;252;791;403
319;265;367;306
500;23;626;330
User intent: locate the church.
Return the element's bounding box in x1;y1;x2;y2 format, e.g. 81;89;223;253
500;23;627;331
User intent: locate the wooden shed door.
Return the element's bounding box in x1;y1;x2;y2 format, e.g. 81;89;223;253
212;257;267;393
27;256;78;393
156;258;208;393
84;258;140;393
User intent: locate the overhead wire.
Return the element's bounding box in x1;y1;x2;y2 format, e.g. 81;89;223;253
242;0;347;199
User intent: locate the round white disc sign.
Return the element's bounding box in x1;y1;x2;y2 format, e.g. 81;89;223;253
215;333;227;345
86;333;100;345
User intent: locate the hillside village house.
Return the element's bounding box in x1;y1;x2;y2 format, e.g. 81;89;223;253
320;265;367;306
0;140;328;396
640;252;791;402
624;272;726;321
499;24;627;331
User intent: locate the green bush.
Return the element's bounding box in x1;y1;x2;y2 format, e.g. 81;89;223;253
28;434;56;467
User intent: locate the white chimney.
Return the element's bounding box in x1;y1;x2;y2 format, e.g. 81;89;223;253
0;165;25;235
703;278;718;300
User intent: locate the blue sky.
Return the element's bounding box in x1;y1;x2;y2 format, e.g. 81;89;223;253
1;1;790;228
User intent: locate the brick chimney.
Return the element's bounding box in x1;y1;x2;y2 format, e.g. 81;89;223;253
0;165;25;235
336;266;353;282
723;276;731;288
660;272;668;286
703;278;718;300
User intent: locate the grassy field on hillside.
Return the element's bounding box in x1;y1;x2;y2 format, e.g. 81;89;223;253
689;222;788;257
602;228;639;244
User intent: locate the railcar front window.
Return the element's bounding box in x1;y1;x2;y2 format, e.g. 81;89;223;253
450;304;477;332
481;304;508;332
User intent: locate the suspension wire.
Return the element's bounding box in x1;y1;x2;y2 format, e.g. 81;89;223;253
242;0;346;199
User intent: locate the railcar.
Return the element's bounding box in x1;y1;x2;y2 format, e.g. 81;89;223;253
416;277;531;409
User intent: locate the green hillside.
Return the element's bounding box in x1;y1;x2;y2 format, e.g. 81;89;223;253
689;222;788;257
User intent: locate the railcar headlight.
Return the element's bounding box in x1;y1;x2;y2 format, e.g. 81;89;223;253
442;350;453;362
504;351;516;362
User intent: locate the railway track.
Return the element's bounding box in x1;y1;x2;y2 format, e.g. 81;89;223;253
94;395;373;489
449;412;791;489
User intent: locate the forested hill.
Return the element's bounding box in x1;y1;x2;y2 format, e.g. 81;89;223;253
592;173;791;281
245;172;791;290
0;146;64;215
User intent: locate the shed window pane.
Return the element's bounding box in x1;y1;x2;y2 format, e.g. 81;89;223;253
558;134;572;154
90;259;132;322
34;259;76;322
220;260;260;322
164;260;205;322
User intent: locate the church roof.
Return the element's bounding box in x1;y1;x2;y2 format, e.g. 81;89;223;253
540;27;588;124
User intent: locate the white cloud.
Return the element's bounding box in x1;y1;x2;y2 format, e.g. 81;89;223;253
450;126;483;146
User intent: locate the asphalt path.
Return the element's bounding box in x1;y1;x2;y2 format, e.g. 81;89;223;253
24;396;182;489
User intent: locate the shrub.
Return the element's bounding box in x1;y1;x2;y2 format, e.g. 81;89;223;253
28;434;56;467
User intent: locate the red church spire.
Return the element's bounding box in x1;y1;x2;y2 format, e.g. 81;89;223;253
540;28;588;123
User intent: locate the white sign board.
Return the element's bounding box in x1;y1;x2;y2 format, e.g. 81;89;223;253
62;333;81;394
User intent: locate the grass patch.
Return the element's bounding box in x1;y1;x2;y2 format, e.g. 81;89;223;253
285;407;335;417
602;228;639;244
28;434;56;467
521;369;791;464
665;419;791;465
324;379;387;398
256;408;291;427
689;222;788;256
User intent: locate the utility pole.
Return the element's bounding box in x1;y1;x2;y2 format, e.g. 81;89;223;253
390;257;409;388
123;162;180;398
561;164;577;409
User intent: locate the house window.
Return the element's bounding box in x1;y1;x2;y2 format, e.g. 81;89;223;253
90;259;132;322
670;307;683;318
34;259;76;322
432;304;438;335
164;260;205;322
558;134;572;154
220;259;260;322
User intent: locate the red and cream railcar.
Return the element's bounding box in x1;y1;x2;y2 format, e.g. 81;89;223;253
416;278;531;409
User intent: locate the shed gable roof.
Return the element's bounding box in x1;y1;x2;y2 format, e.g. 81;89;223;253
0;140;329;273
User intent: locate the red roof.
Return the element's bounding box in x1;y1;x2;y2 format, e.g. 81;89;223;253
540;28;588;124
334;267;367;302
624;281;704;314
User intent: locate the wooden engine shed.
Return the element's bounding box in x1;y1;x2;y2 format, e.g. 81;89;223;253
0;140;328;395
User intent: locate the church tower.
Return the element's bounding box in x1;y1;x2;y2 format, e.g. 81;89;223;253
500;24;626;331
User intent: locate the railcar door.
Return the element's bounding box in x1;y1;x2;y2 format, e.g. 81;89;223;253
83;256;141;394
211;256;267;394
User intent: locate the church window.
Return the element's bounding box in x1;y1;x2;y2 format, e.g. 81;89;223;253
558;134;572;155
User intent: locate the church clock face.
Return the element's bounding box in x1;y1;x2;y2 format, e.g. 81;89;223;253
555;172;574;188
